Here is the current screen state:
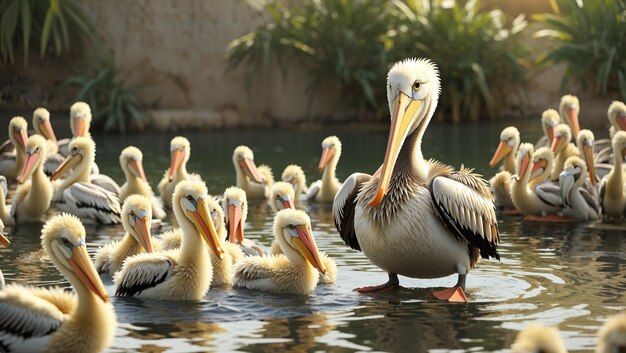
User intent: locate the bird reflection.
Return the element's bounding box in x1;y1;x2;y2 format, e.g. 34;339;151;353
247;313;334;352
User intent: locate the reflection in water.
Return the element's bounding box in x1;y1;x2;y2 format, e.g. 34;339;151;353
0;127;623;352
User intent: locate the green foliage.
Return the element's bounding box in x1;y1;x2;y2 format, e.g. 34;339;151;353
0;0;94;65
535;0;626;99
227;0;394;118
62;63;147;133
392;0;529;122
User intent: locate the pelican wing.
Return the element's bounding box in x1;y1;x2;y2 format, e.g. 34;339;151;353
0;153;16;176
333;173;371;251
43;153;64;177
90;174;121;196
0;139;14;155
114;253;174;297
580;187;600;215
429;163;500;261
59;182;121;224
534;181;563;207
306;180;322;201
534;135;549;150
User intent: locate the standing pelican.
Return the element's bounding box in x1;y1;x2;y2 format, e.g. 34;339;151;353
307;136;342;202
234;209;327;295
535;109;560;149
559;94;580;138
0;176;14;226
511;325;567;353
0;221;9;289
596;314;626;353
95;194;156;278
114;180;224;300
333;58;499;302
608;101;626;138
11;135;54;223
119;146;166;219
0;116;28;181
550;124;579;180
158;136;200;208
282;164;309;197
223;186;265;256
559;156;600;221
233;145;268;200
599;131;626;221
488;126;520;211
0;213;116;353
51;137;121;224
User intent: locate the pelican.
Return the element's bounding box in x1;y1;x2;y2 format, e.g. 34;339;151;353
32;107;59;154
596;314;626;353
157;196;243;286
599;131;626;221
57;102;93;157
550;124;579;180
11;135;54;223
307;136;342;202
559;156;600;221
511;325;567;353
50;137;121;224
0;116;28;181
488;126;520;211
222;186;265;256
119;146;166;219
233;145;268;200
114;180;225;300
333;58;500;302
0;176;14;226
158;136;201;208
534;109;560;149
95;194;156;278
269;182;296;212
0;221;9;289
282;164;309;197
608;101;626;139
511;144;562;217
0;213;116;353
576;129;600;183
559;94;580;138
234;209;327;295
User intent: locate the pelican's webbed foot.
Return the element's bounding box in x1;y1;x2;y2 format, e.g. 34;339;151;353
354;273;399;293
429;274;468;303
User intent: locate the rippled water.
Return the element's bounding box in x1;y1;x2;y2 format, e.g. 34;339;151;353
1;123;625;352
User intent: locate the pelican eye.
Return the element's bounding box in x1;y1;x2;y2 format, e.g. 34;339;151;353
60;237;72;247
413;81;421;91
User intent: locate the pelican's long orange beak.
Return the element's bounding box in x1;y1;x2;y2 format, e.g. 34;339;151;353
169;150;184;181
129;160;147;182
370;93;422;207
582;144;596;185
14;128;27;151
547;126;555;144
567;107;580;138
617;114;626;132
74;117;86;137
283;197;295;210
50;154;82;181
189;198;224;259
489;141;513;167
19;151;40;184
518;152;531;181
68;244;109;302
239;158;264;183
39;120;57;142
550;135;567;154
0;233;10;247
133;215;154;253
292;225;326;274
228;204;244;244
318;148;334;172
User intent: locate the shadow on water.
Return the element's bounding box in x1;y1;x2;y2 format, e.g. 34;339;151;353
0;124;624;352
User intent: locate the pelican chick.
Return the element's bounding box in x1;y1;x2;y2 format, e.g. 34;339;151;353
223;186;265;256
32;107;58;154
559;156;600;221
608;101;626;139
596;314;626;353
307;136;342;202
158;136;201;208
511;325;567;353
282;164;309;198
559;94;580;138
489;126;520;173
599;131;626;221
233;145;268;200
11;135;54;223
0;116;28;181
551;124;579;180
95;194;156;278
535;109;560;149
57;102;93;157
234;209;327;295
0;213;116;353
115;180;224;300
119;146;166;219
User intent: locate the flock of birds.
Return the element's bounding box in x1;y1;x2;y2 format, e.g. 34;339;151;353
0;58;622;353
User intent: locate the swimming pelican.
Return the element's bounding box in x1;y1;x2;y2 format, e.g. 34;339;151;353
333;58;500;302
57;102;93;157
158;136;201;208
50;137;121;224
234;209;327;295
599;132;626;221
282;164;309;198
596;314;626;353
0;213;116;353
233;145;268;200
119;146;166;219
608;101;626;139
511;144;562;217
559;94;580;138
0;116;28;181
488;126;520;211
534;109;560;149
511;325;567;353
0;221;9;289
550;124;579;180
223;186;265;256
269;182;296;212
158;196;243;286
559;156;600;221
114;180;224;300
11;135;54;223
95;194;156;278
0;176;14;226
307;136;342;202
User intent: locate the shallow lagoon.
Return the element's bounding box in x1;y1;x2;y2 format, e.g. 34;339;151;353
1;123;624;352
